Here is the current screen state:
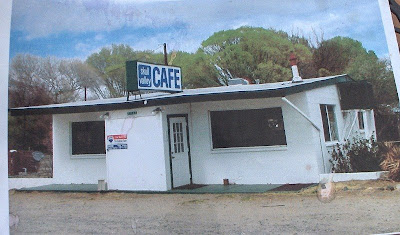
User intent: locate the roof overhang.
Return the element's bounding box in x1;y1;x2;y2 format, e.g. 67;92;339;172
9;74;353;116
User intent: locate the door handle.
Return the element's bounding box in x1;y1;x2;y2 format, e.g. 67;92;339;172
171;156;175;159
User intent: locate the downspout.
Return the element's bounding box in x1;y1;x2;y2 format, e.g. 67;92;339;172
281;97;328;173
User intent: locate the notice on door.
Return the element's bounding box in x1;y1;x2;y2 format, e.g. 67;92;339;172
107;134;128;151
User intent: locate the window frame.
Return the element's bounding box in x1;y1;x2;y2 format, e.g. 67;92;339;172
320;104;339;142
208;107;288;152
70;120;106;158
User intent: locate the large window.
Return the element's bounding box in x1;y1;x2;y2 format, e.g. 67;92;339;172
71;121;105;155
210;108;287;149
320;105;338;142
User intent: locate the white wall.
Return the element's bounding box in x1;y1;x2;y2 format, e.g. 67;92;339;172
183;95;322;184
49;84;359;189
106;107;167;191
305;85;345;173
342;109;377;141
53;113;107;184
0;0;11;233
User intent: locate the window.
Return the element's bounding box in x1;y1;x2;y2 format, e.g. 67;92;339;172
358;111;365;130
71;121;105;155
210;108;286;149
172;122;185;153
320;105;338;142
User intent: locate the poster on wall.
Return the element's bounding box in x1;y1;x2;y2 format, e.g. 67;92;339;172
107;134;128;151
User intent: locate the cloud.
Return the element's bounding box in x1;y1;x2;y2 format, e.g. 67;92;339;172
94;34;104;41
10;0;388;57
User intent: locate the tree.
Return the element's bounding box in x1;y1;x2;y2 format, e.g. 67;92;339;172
199;27;314;84
174;51;220;88
313;36;368;76
8;54;103;153
8;55;53;153
86;44;166;98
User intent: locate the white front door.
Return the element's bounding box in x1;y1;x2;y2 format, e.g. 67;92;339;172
168;116;191;188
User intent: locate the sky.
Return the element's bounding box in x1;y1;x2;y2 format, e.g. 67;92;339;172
9;0;389;60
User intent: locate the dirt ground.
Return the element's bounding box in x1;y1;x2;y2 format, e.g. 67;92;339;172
8;181;400;234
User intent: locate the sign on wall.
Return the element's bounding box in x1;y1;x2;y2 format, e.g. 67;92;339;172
107;134;128;151
126;61;182;92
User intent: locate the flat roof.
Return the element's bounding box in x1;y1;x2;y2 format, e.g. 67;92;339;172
10;74;352;116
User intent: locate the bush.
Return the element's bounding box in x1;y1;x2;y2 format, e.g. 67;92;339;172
330;136;382;173
380;143;400;181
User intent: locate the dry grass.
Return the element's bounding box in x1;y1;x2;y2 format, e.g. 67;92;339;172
381;144;400;181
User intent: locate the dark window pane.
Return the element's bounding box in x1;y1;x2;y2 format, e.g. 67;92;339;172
327;105;338;141
358;111;364;130
320;105;330;141
210;108;286;149
72;121;105;155
320;104;339;142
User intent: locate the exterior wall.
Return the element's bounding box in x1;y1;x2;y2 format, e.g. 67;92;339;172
305;85;346;173
342;109;377;141
50;83;363;189
105;107;167;191
53;113;107;184
177;95;322;185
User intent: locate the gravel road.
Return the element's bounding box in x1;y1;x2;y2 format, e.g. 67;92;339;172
9;181;400;234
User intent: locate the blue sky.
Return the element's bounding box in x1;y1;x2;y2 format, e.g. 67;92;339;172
10;0;389;60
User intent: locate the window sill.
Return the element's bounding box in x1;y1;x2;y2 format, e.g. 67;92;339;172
325;141;340;147
211;145;288;154
70;154;106;159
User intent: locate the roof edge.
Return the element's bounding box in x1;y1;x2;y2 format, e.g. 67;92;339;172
9;74;354;116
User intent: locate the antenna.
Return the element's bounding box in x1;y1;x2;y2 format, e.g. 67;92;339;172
163;43;168;65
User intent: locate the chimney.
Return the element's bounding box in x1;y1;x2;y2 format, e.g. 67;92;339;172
289;52;302;82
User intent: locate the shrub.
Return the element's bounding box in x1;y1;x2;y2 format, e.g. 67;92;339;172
330;136;382;173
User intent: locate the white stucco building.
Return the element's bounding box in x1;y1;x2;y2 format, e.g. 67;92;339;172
10;74;376;191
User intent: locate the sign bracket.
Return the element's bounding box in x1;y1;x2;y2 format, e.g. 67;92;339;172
126;90;142;101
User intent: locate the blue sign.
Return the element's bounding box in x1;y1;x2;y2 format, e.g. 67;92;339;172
126;61;182;92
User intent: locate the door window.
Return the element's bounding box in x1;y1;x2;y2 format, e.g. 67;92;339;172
172;122;185;153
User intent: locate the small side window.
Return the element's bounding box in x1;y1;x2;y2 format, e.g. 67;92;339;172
358;111;365;130
320;104;339;142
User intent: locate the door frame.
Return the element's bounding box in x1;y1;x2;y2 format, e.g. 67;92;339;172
167;114;193;188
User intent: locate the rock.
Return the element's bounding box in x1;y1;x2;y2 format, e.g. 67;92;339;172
343;186;349;191
396;184;400;190
386;186;395;191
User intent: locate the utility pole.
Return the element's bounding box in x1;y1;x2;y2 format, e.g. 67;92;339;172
84;86;87;101
163;43;168;65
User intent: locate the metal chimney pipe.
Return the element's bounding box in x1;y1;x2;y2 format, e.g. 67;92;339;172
289;53;302;82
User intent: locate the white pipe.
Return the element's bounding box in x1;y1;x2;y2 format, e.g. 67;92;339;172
291;65;302;82
281;97;320;130
281;97;327;173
